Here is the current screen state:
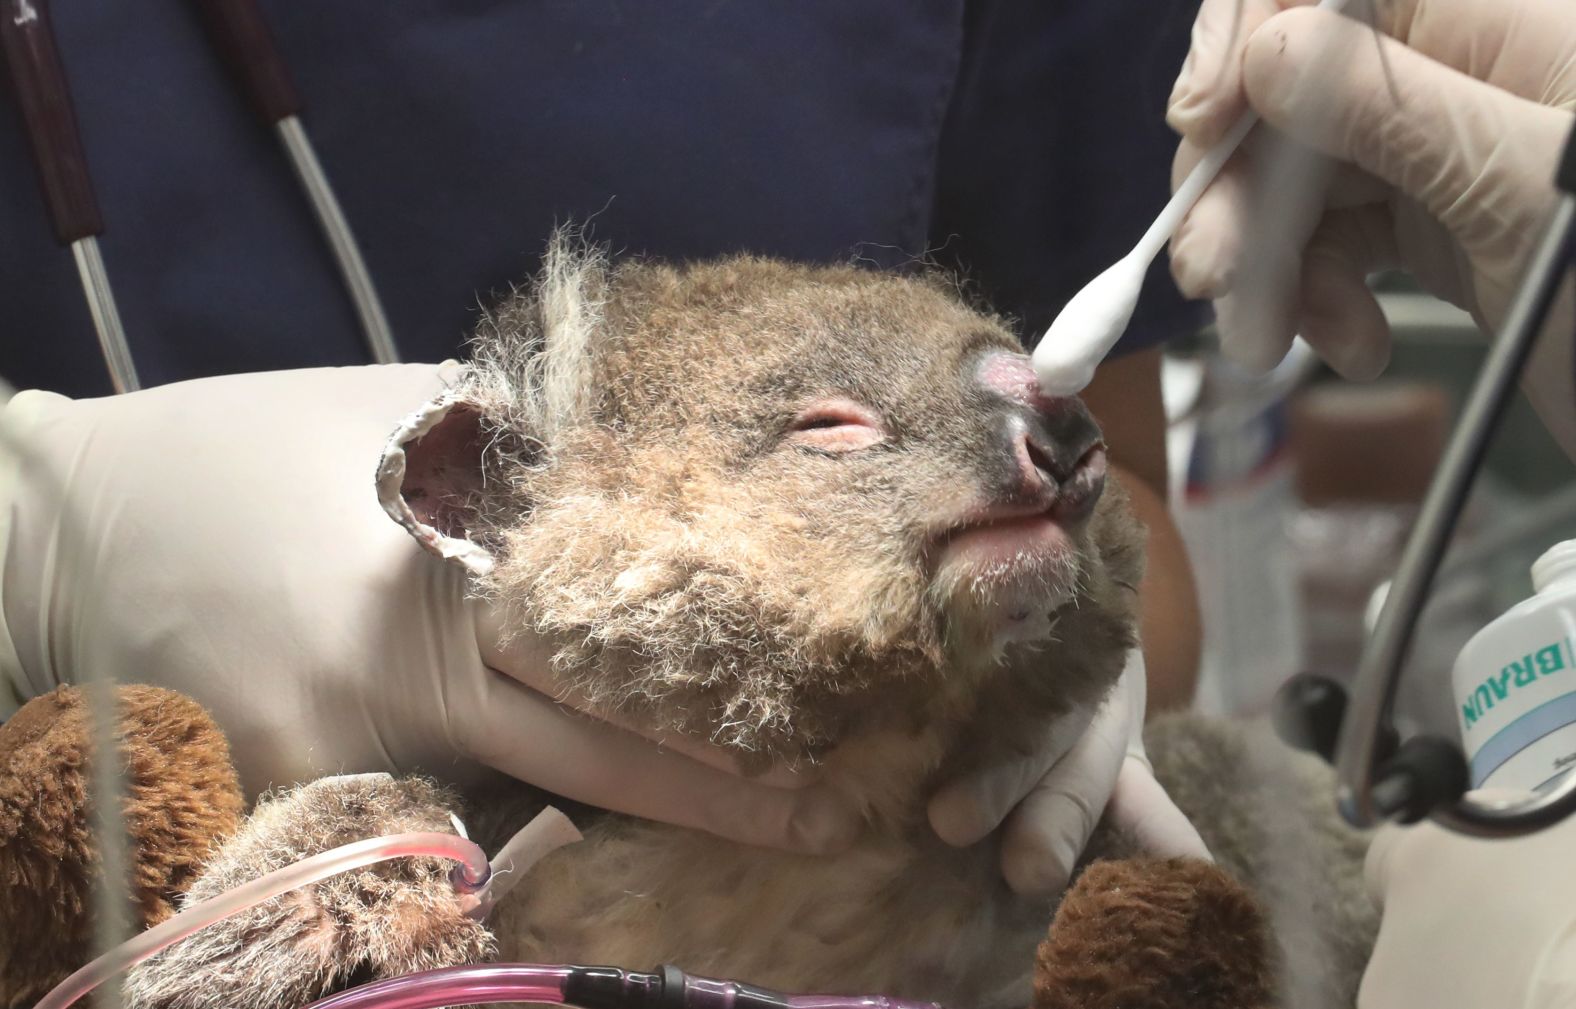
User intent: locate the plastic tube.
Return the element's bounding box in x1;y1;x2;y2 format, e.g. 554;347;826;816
787;998;940;1009
301;964;575;1009
295;965;945;1009
34;832;491;1009
686;975;940;1009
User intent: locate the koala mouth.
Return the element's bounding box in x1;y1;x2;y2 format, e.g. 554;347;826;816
929;445;1106;641
936;441;1107;564
929;517;1083;647
935;505;1078;583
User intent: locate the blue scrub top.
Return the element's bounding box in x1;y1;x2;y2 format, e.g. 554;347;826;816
0;1;1206;398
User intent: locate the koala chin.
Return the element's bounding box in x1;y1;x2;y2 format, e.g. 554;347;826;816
383;234;1378;1009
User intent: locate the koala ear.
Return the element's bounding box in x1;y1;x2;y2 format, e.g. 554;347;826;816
376;391;498;577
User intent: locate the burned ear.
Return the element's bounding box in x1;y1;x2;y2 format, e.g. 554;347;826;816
382;230;602;574
377;392;502;576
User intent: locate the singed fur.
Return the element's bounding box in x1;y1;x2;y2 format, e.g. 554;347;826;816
130;240;1375;1009
123;775;493;1009
453;239;1140;792
430;240;1375;1007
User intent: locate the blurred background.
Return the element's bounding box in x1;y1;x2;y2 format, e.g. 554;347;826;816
1165;278;1576;738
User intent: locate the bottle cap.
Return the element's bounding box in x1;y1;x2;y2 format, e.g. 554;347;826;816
1531;539;1576;594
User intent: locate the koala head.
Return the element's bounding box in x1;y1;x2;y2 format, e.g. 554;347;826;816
382;236;1143;784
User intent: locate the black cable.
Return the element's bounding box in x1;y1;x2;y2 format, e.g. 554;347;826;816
1330;117;1576;834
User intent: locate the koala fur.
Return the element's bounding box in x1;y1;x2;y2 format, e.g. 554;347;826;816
427;237;1140;785
1034;856;1275;1009
365;236;1379;1008
123;775;493;1009
0;685;244;1008
1145;714;1377;1009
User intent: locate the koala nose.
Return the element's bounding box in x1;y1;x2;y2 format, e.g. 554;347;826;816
1014;409;1107;520
980;352;1107;519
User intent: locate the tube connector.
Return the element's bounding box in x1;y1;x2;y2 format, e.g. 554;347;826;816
562;966;664;1009
671;967;790;1009
448;859;491;894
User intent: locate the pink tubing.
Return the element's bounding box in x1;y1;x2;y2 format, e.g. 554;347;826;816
295;965;947;1009
300;964;575;1009
34;831;491;1009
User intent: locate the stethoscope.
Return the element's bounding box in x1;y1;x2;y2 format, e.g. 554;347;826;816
0;0;399;395
1276;122;1576;839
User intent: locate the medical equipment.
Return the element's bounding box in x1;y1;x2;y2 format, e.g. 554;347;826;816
35;831;494;1009
1169;341;1310;718
1450;539;1576;792
0;0;398;395
33;816;937;1009
1278;121;1576;838
1030;0;1347;397
298;964;938;1009
1031;0;1576;836
33;805;584;1009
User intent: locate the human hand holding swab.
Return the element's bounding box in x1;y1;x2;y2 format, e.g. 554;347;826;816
1032;0;1347;397
1163;0;1576;407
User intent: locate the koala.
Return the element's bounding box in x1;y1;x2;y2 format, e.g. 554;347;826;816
374;236;1376;1009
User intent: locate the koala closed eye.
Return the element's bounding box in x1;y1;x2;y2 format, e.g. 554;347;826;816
786;397;885;453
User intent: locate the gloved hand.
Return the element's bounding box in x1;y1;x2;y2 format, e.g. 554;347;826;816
0;364;857;854
1166;0;1576;403
1359;796;1576;1009
927;648;1211;895
0;363;1194;882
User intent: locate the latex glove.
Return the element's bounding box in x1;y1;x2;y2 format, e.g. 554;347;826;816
1165;0;1576;444
927;648;1211;895
1359;795;1576;1009
0;364;858;854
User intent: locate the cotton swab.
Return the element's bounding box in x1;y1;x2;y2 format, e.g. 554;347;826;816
1032;0;1347;396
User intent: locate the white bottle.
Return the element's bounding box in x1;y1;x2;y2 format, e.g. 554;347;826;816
1452;539;1576;792
1171;351;1303;717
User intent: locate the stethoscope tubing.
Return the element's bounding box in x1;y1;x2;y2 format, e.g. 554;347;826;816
0;0;398;395
1337;125;1576;837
